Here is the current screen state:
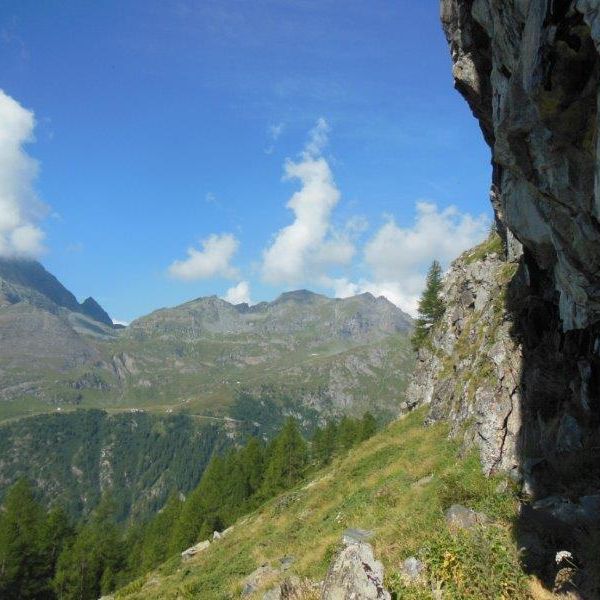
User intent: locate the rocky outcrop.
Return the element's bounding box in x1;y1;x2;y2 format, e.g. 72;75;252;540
321;538;390;600
407;235;523;475
181;539;210;561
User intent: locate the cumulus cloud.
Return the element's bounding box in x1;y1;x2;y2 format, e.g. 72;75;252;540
364;202;488;281
330;202;489;315
329;276;426;317
261;118;354;284
169;233;239;281
0;90;47;257
223;280;252;305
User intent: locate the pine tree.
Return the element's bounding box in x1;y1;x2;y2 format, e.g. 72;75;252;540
0;479;48;600
238;437;266;501
261;418;308;495
412;260;445;350
131;493;183;575
337;416;360;451
359;412;377;441
171;454;229;550
53;497;126;600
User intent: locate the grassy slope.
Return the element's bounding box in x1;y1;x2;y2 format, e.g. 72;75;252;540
116;409;530;600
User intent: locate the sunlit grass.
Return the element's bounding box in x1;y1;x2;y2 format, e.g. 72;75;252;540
115;408;528;599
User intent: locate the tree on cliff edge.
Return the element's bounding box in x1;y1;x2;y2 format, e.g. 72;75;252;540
412;260;445;350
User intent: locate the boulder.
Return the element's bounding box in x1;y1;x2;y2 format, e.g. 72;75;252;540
400;556;425;582
342;528;374;545
321;541;391;600
414;474;434;487
445;504;488;530
181;539;210;561
242;564;279;596
533;495;600;525
262;576;307;600
279;555;296;571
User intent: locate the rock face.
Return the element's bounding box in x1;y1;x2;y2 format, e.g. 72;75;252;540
433;0;600;485
181;539;210;561
418;2;600;594
407;236;523;475
441;0;600;331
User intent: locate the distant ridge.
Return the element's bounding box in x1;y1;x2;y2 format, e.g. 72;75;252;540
0;257;113;325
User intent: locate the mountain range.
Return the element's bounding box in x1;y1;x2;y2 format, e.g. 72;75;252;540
0;257;414;425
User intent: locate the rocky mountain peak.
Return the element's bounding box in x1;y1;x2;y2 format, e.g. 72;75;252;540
80;297;113;327
0;256;113;327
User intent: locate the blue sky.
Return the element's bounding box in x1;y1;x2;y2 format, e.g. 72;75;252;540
0;0;491;322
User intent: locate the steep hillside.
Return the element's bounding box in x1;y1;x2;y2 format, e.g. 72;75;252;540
0;258;117;418
114;409;530;600
0;410;243;521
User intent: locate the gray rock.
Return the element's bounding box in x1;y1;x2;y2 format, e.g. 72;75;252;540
263;588;281;600
533;494;600;525
181;539;210;560
400;557;425;582
342;528;374;545
321;541;391;600
262;576;306;600
445;504;488;530
279;555;295;570
414;474;434;487
243;564;279;596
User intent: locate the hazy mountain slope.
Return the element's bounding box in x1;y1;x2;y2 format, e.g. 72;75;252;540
0;261;414;424
0;258;117;416
103;291;413;423
0;409;243;521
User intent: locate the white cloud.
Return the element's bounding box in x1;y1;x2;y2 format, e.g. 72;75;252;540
364;202;488;281
330;202;489;316
0;90;47;257
261;118;354;284
169;233;239;281
223;280;252;305
303;117;329;159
